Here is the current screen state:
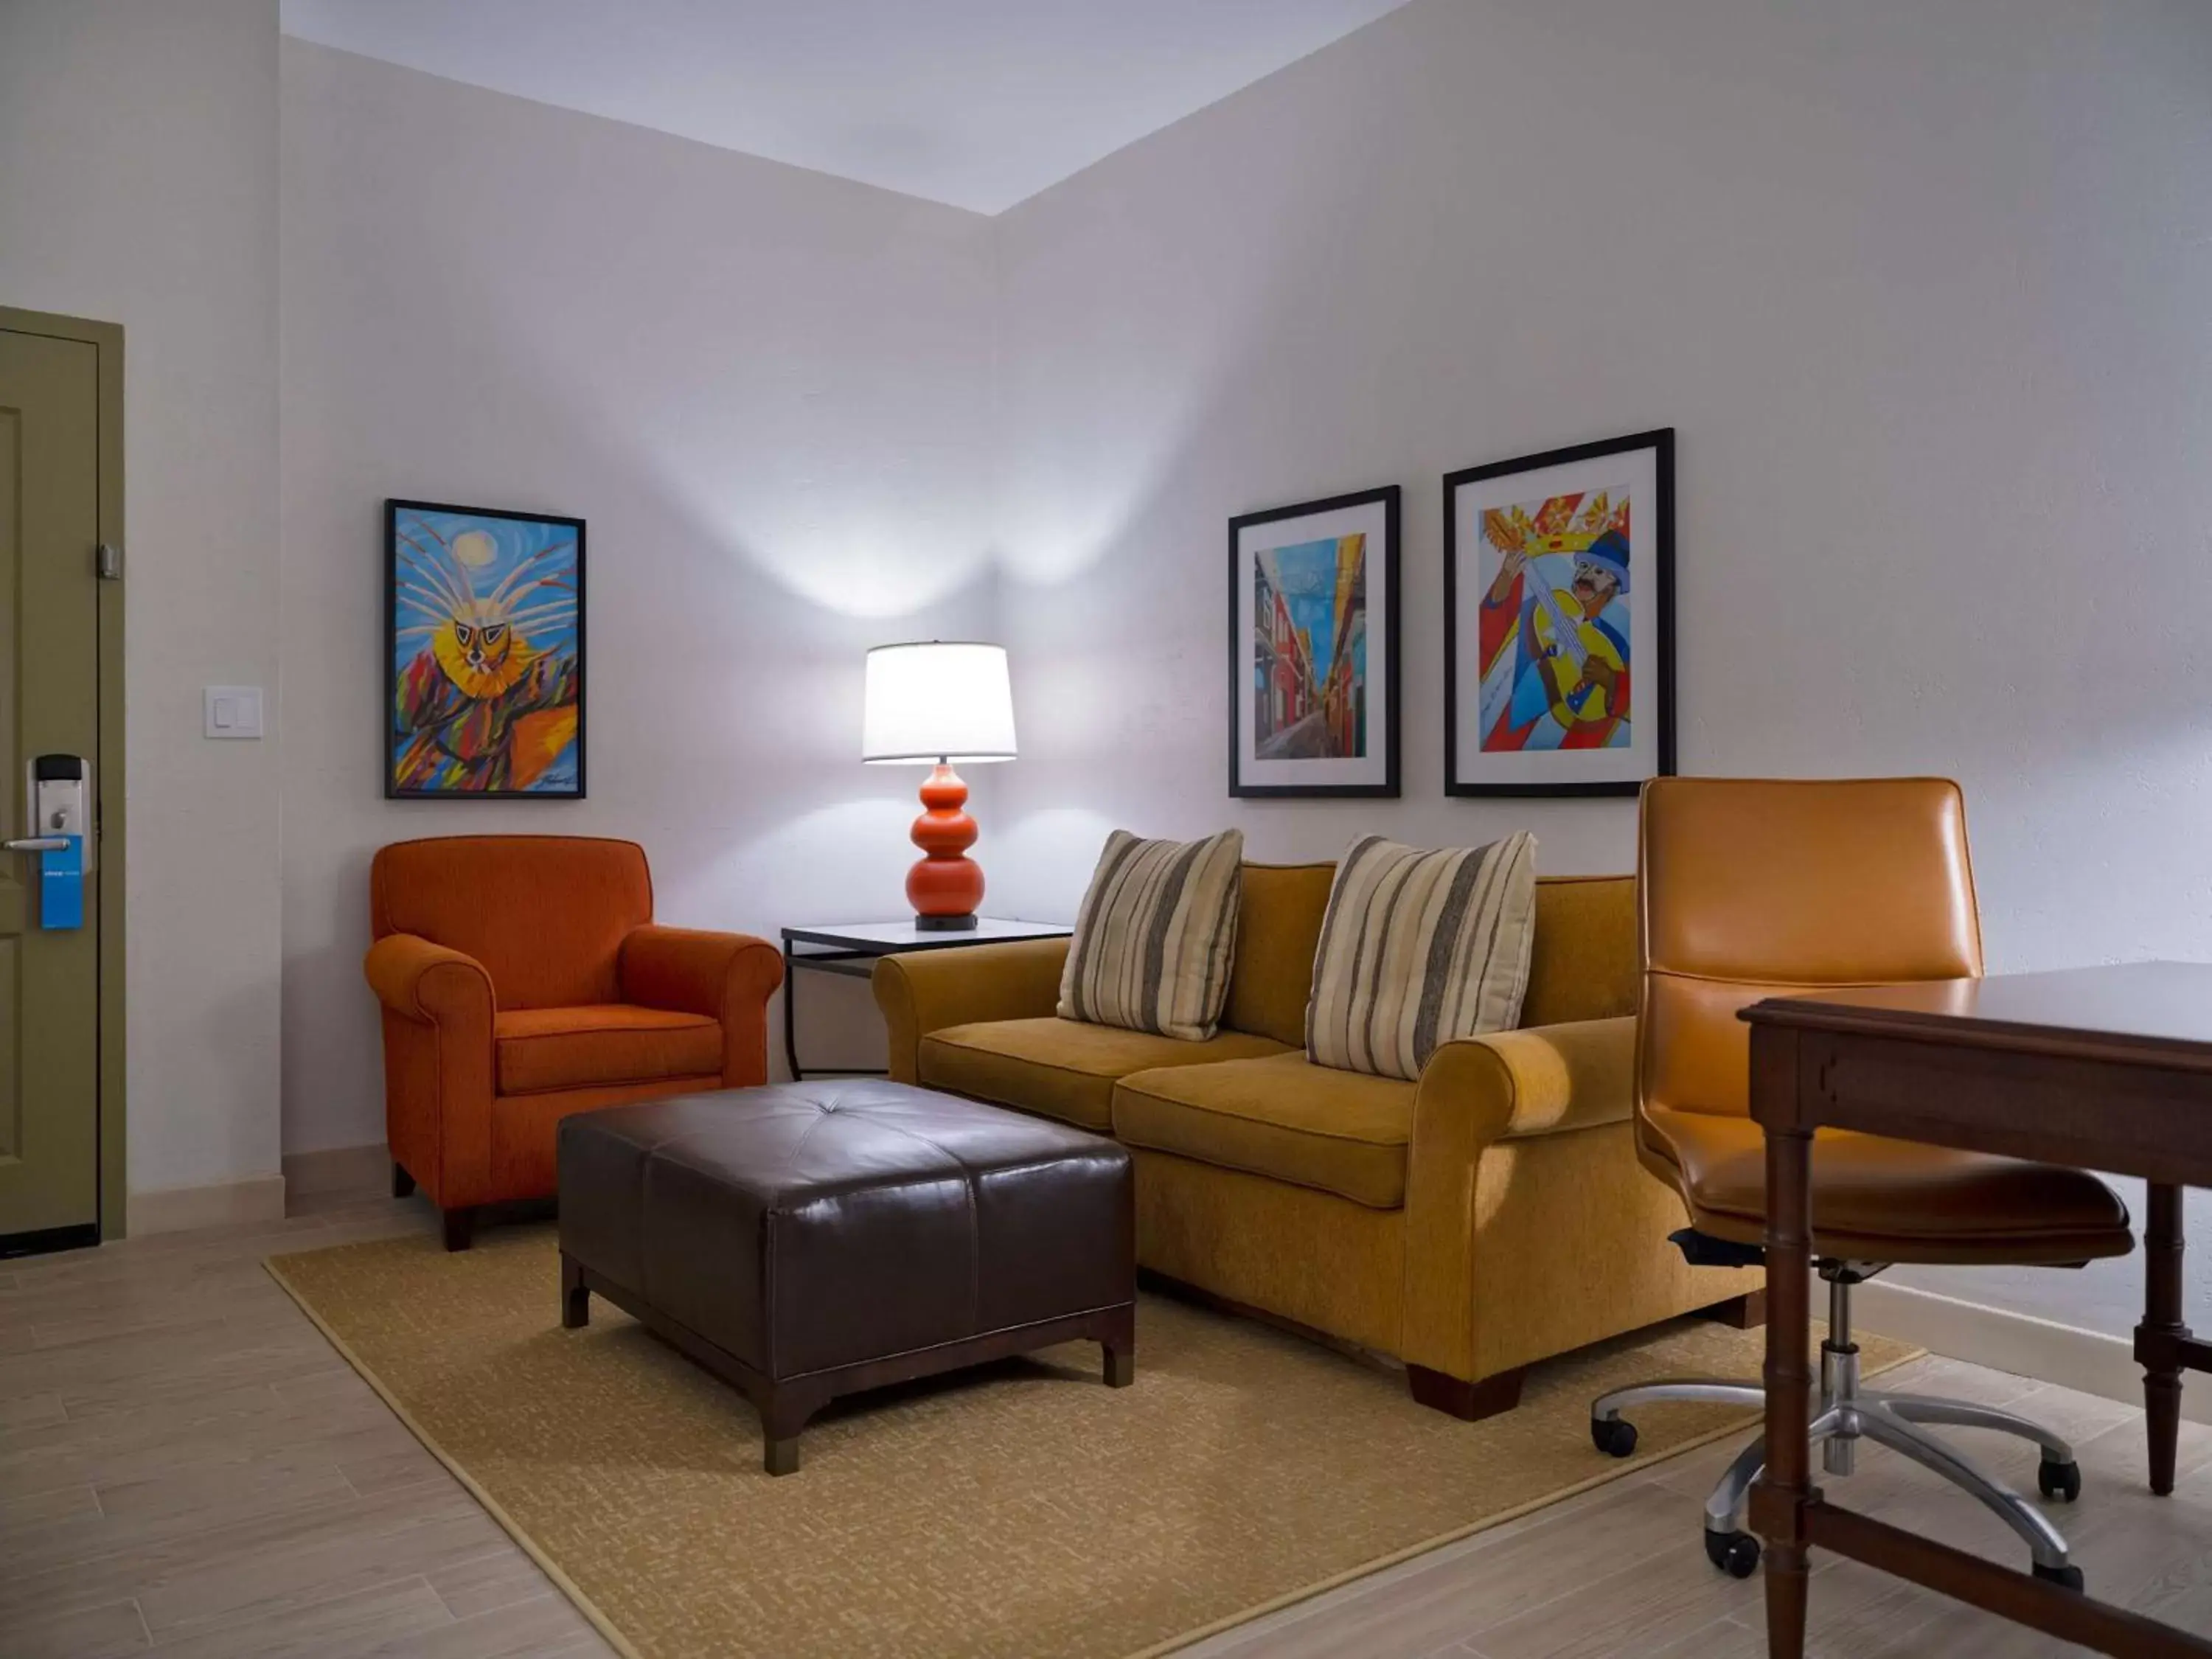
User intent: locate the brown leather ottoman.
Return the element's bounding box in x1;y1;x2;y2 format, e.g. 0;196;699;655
556;1079;1135;1474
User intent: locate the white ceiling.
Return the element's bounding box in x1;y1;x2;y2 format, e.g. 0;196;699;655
279;0;1413;215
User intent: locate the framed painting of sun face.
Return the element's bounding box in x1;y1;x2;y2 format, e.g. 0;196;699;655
385;498;586;799
1444;430;1673;797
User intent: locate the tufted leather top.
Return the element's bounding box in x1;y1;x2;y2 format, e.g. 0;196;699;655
557;1081;1134;1379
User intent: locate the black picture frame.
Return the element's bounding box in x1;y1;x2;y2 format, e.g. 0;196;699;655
1228;484;1401;799
1442;429;1674;798
385;497;588;800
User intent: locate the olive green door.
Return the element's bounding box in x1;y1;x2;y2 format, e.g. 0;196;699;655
0;325;103;1246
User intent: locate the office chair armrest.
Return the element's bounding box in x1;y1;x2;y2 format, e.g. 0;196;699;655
872;939;1072;1084
1413;1014;1637;1146
364;933;495;1025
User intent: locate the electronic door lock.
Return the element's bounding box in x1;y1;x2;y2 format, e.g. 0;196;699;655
15;755;91;930
29;755;87;842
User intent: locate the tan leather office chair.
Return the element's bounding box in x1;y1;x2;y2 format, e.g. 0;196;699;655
1590;778;2132;1588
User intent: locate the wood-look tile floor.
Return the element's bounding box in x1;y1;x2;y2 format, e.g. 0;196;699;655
3;1189;2207;1659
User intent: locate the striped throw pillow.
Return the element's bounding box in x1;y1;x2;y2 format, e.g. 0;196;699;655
1057;830;1244;1041
1305;832;1539;1079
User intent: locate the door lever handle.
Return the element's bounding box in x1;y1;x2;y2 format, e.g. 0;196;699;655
5;838;69;852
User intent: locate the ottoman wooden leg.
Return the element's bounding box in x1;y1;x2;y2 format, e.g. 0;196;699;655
560;1253;590;1329
1102;1302;1136;1388
759;1386;822;1477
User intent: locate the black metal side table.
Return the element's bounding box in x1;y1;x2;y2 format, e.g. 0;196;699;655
779;918;1074;1082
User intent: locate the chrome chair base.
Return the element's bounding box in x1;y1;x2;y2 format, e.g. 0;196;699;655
1590;1268;2084;1585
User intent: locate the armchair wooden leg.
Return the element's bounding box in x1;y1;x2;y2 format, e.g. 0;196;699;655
391;1161;415;1200
442;1206;476;1253
1408;1363;1525;1422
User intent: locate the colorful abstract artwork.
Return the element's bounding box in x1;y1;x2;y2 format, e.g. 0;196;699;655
1231;487;1398;798
385;499;585;799
1445;431;1673;797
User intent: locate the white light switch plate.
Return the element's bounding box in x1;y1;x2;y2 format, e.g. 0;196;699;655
204;686;265;739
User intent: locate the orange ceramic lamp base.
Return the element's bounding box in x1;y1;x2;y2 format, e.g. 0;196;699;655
907;762;983;930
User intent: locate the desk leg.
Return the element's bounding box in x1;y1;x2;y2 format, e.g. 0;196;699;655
1762;1121;1815;1659
2138;1181;2188;1496
781;946;803;1083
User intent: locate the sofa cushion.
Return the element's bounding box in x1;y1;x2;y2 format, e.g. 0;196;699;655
1222;862;1336;1046
1057;829;1244;1040
1112;1052;1414;1209
1307;832;1538;1079
920;1017;1289;1132
495;1004;723;1095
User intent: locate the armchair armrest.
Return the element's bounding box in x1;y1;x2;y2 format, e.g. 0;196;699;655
364;933;495;1024
872;937;1071;1084
620;925;784;1085
363;933;497;1209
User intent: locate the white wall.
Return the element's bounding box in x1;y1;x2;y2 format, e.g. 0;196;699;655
279;43;999;1154
989;0;2212;945
985;0;2212;1330
0;0;285;1199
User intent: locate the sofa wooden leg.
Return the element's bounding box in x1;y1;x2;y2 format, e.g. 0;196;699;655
442;1206;476;1253
391;1161;416;1200
1408;1363;1524;1422
1698;1289;1768;1329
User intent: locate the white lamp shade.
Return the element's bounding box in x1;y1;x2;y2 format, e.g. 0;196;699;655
861;641;1017;764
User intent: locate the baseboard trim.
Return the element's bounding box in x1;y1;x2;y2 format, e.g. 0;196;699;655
128;1173;288;1237
282;1142;391;1199
1854;1279;2212;1427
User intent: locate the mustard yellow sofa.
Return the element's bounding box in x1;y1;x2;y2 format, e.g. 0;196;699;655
873;863;1756;1418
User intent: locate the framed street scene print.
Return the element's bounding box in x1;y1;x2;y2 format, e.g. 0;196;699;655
1230;485;1399;798
1444;430;1673;797
386;498;586;799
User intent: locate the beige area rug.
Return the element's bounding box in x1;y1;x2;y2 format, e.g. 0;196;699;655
266;1226;1916;1659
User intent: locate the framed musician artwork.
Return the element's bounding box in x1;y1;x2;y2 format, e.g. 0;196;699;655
1443;430;1674;797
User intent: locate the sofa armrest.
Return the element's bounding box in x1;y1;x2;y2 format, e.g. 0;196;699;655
363;933;498;1209
872;937;1072;1084
1399;1014;1646;1385
620;925;785;1085
1412;1014;1637;1146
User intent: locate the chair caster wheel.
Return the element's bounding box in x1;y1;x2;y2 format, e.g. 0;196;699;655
1590;1416;1638;1458
2037;1458;2081;1503
1705;1528;1761;1579
2032;1562;2084;1592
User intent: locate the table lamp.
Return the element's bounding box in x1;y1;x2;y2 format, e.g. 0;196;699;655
861;641;1016;930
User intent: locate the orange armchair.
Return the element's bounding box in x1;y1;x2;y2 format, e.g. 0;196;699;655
365;835;783;1249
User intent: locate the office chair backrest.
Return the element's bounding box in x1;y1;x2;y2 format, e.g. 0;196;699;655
1637;777;1982;1126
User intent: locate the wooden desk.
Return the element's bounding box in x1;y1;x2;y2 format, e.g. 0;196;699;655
1744;961;2212;1659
